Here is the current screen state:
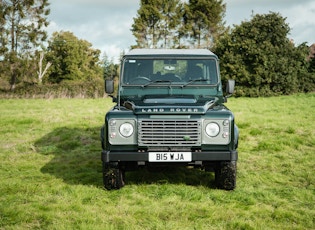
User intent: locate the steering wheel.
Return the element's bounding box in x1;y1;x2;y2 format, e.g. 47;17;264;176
131;76;151;84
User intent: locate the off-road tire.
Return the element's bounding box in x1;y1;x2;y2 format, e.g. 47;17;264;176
103;162;125;190
100;126;105;150
215;161;237;190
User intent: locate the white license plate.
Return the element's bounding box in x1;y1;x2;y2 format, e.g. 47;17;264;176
149;152;192;162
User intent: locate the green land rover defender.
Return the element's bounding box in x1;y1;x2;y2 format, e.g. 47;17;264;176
101;49;239;190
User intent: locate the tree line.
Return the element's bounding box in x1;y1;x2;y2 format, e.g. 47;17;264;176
131;0;225;49
0;0;314;97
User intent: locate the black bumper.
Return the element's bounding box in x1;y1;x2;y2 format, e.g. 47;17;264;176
102;150;238;162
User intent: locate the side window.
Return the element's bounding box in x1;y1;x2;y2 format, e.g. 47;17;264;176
137;61;152;78
153;60;164;75
176;60;187;78
123;60;137;84
123;59;153;84
185;59;218;84
208;60;218;83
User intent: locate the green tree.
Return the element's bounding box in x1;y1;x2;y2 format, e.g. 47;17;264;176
0;0;7;55
309;55;315;73
308;44;315;73
131;0;226;49
185;0;226;48
303;44;315;92
0;0;50;89
132;0;162;48
132;0;182;48
102;53;118;80
215;12;310;96
46;31;102;83
159;0;182;48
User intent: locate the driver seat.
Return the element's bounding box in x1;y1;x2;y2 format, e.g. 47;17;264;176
186;65;203;81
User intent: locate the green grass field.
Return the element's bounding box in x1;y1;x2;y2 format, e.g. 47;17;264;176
0;94;314;229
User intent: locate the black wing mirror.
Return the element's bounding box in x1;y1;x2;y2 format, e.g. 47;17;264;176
226;79;235;95
224;79;235;102
105;79;114;94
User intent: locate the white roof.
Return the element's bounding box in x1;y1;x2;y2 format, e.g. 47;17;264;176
126;48;216;57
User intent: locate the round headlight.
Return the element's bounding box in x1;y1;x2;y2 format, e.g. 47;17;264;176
119;123;134;137
205;122;220;137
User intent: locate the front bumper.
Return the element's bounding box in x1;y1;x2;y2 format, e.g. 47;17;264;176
102;150;238;162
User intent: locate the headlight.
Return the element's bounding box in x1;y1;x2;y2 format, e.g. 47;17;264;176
205;122;220;137
119;123;134;137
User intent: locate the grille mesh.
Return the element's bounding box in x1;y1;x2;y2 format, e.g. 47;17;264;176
138;119;201;146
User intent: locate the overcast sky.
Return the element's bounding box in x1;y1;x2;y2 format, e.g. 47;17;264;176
47;0;315;62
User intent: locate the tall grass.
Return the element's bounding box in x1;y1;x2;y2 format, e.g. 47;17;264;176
0;94;314;229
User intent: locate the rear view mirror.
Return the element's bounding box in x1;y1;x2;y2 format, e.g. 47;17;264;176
105;79;114;94
164;65;176;71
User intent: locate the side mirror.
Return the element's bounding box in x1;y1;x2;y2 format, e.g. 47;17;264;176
226;79;235;95
105;79;114;94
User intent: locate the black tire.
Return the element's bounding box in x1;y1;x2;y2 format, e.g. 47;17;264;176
215;161;237;190
103;162;125;190
100;126;105;150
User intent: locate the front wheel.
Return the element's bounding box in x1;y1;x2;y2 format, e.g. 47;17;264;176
103;162;125;190
215;161;237;190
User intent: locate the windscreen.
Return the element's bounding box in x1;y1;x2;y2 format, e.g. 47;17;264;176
122;58;218;86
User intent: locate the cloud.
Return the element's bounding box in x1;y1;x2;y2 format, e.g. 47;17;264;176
224;0;315;45
47;0;314;61
52;0;138;8
226;0;313;8
47;0;138;60
283;1;315;45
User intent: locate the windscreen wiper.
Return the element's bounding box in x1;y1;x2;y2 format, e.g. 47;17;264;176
181;79;208;88
142;80;172;88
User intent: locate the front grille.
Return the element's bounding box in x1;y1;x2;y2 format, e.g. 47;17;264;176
138;119;201;146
